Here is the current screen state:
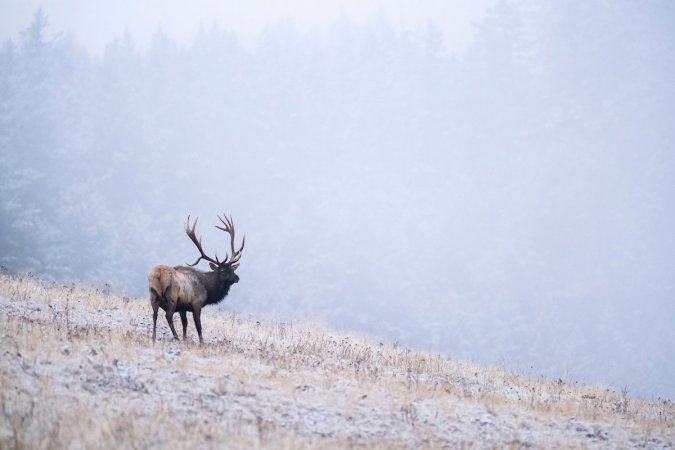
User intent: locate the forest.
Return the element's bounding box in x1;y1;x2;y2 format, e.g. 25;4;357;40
1;1;673;399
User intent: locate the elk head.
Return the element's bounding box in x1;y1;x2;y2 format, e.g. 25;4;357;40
184;214;245;287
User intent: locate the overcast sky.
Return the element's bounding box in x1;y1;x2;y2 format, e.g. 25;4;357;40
1;0;498;54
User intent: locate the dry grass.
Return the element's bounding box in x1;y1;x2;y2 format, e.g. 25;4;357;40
0;272;673;449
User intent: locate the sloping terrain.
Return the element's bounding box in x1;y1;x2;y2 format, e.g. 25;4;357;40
0;273;673;448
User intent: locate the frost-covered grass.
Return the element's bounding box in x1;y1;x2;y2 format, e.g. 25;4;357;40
0;272;673;448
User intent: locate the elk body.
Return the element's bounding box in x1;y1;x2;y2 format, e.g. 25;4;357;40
148;215;245;344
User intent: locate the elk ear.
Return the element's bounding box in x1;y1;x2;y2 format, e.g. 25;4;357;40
231;263;240;271
209;262;218;270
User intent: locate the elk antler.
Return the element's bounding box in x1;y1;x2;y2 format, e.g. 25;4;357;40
185;216;221;267
215;214;245;267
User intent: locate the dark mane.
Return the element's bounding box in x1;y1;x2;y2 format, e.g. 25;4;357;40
204;282;232;306
194;269;234;306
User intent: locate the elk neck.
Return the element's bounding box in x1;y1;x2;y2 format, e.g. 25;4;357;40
200;269;233;306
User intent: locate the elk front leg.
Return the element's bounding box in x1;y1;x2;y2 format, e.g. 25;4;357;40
192;306;204;345
179;311;188;340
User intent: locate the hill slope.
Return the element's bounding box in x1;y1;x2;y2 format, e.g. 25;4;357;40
0;273;672;448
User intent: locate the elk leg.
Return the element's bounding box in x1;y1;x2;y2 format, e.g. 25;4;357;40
164;304;180;340
179;311;188;340
193;307;203;345
150;290;160;341
162;286;180;340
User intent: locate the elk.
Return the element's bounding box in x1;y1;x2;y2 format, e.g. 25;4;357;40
148;214;245;344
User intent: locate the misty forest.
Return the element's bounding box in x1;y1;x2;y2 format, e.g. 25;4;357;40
0;1;673;400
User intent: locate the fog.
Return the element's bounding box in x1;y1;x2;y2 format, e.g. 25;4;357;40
1;1;673;399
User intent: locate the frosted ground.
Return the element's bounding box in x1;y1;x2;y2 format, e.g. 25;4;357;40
1;274;673;448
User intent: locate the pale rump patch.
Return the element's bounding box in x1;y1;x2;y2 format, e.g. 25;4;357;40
148;265;173;297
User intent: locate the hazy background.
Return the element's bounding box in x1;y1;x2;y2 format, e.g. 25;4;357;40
1;0;673;400
0;0;497;54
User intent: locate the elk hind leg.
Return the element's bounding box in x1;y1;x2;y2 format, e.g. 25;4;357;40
164;287;180;340
179;310;188;340
150;289;160;341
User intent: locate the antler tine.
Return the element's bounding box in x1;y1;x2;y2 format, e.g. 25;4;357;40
231;234;245;264
227;214;245;264
184;215;219;267
215;213;245;266
214;215;230;262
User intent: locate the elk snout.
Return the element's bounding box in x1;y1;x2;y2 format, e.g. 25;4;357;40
233;273;240;283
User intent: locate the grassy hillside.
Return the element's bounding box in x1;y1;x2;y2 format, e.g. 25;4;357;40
0;273;672;448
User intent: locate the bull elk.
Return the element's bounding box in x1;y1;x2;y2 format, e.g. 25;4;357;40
148;214;245;344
